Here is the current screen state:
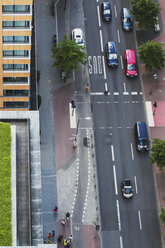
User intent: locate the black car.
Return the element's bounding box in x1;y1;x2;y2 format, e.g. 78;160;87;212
101;2;112;21
121;8;133;31
121;179;133;198
105;42;118;67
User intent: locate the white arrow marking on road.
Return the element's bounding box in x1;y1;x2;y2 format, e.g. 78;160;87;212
120;55;123;69
97;5;101;27
138;210;142;230
88;56;93;74
117;29;120;43
111;145;115;161
93;56;98;74
134;176;138;194
100;30;104;52
130;143;134;160
98;55;102;74
102;56;106;79
113;165;118;195
116;200;121;231
114;5;117;18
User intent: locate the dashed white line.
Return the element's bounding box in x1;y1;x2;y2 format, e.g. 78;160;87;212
113;165;118;195
138;210;142;230
117;29;120;43
99;30;103;52
130;143;134;160
114;5;117;18
97;6;101;27
134;176;138;194
131;92;138;95
123;82;126;92
120;55;123;69
111;145;115;161
102;56;107;79
120;236;123;248
116;200;121;231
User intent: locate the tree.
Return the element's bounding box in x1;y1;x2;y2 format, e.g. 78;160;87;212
130;0;161;29
150;138;165;170
160;207;165;227
138;41;165;72
51;34;87;72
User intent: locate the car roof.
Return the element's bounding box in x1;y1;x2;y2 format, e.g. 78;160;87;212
123;8;131;18
107;42;116;53
73;28;82;35
103;1;110;9
137;122;148;139
125;49;136;64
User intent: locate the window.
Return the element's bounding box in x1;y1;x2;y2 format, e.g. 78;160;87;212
3;77;28;84
2;5;30;13
3;21;30;28
3;101;29;108
3;50;29;57
3;36;29;43
3;90;29;97
3;64;28;71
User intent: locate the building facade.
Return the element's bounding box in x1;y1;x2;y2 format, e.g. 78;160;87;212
0;0;33;111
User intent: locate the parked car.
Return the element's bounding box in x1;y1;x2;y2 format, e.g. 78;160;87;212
134;122;149;151
72;28;84;46
124;49;137;77
121;179;133;198
105;42;118;67
121;8;133;31
101;1;112;21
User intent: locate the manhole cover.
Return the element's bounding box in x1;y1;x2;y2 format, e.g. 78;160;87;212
106;137;111;143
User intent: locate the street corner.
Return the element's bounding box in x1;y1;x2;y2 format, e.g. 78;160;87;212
82;224;101;248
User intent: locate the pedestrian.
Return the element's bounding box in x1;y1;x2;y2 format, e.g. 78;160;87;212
66;212;70;220
52;230;55;237
44;239;47;244
61;219;66;225
48;233;51;238
68;235;73;242
58;235;63;243
54;206;58;213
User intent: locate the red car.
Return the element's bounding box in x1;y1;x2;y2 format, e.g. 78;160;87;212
124;49;137;77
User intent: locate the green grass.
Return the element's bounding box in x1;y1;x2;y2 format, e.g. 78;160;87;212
0;122;12;246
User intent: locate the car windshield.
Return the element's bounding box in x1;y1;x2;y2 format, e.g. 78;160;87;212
104;9;110;15
125;188;132;194
139;139;148;146
109;54;117;60
128;64;136;70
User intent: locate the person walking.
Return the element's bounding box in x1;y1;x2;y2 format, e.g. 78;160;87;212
54;206;58;213
58;235;63;243
48;233;51;238
61;219;66;225
52;230;55;237
66;212;70;220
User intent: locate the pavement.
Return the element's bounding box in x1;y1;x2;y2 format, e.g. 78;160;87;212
36;0;165;247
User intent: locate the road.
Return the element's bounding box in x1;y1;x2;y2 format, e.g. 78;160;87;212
82;0;162;247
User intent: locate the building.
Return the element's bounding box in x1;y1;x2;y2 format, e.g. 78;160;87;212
0;0;34;111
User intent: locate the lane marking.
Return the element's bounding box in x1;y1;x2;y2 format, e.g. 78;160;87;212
131;92;138;95
105;82;108;93
97;6;101;27
111;145;115;161
123;82;126;92
114;5;117;18
114;92;119;95
99;30;103;52
130;143;134;160
120;236;123;248
138;210;142;230
102;56;107;79
134;176;138;194
113;165;118;195
116;200;121;231
117;29;120;43
120;55;123;69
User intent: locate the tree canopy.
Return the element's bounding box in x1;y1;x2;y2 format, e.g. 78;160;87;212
51;34;87;72
150;138;165;170
160;207;165;227
138;41;165;72
130;0;161;29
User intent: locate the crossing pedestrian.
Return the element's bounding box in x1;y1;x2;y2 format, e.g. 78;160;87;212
52;230;55;237
66;212;70;220
58;235;63;243
48;233;51;238
54;206;58;213
61;219;66;225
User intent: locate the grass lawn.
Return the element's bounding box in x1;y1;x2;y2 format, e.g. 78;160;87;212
0;122;12;245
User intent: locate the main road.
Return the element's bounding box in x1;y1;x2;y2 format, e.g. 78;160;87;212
82;0;162;247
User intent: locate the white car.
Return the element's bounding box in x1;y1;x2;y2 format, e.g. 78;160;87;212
72;28;84;46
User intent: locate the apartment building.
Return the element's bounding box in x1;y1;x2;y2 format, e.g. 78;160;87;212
0;0;33;111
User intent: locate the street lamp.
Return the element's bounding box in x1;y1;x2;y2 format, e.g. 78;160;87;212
153;101;157;116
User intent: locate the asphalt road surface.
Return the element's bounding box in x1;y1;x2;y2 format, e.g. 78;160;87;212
82;0;162;247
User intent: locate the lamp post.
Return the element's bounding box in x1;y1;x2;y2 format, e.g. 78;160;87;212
153;101;157;116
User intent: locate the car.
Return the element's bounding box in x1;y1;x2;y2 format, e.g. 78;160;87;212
124;49;137;77
105;42;118;67
72;28;84;46
135;122;149;151
121;179;133;198
121;8;133;31
101;1;112;21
